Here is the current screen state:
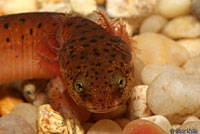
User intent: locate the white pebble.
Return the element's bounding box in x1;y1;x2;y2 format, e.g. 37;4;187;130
0;0;38;14
127;85;151;120
147;71;200;123
140;15;167;33
178;39;200;58
163;16;200;39
70;0;97;16
39;3;72;13
133;33;189;66
11;103;38;132
106;0;157;18
157;0;191;18
87;119;122;134
183;116;200;124
180;121;200;130
183;54;200;80
141;115;172;133
141;64;185;85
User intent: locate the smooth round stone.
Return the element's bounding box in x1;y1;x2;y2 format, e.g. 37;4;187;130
140;15;167;33
70;0;97;16
0;114;35;134
133;57;145;85
183;116;200;124
87;119;122;134
178;39;200;57
192;0;200;20
141;64;184;85
183;54;200;80
157;0;191;18
11;103;37;131
147;71;200;123
0;0;38;14
180;121;200;130
162;16;200;39
133;33;189;66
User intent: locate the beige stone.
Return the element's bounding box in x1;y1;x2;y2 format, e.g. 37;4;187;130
163;16;200;39
133;33;190;66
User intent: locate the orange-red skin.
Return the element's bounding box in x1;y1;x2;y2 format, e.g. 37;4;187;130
0;12;65;84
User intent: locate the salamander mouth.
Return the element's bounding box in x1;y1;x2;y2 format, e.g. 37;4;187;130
86;99;126;113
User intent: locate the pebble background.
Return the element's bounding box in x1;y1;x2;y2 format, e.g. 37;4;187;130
0;0;200;134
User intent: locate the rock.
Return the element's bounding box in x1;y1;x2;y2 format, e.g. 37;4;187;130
147;71;200;124
0;0;38;14
133;33;189;66
141;64;185;85
133;57;145;86
39;3;72;13
192;0;200;20
141;115;172;133
183;54;200;80
11;103;38;131
106;0;157;18
140;15;167;33
0;114;35;134
70;0;97;16
38;104;84;134
180;121;200;130
123;119;168;134
183;116;200;124
178;39;200;58
0;87;23;116
92;104;126;121
127;85;151;120
114;118;131;129
162;16;200;39
157;0;191;18
96;0;105;5
87;119;122;134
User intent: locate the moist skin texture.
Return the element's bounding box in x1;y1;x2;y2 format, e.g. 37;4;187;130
0;12;134;113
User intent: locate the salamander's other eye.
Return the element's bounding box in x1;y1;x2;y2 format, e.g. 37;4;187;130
75;81;84;93
118;77;126;89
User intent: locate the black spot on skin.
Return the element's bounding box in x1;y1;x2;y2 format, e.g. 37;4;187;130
110;39;117;43
110;54;116;58
95;62;101;66
92;27;98;30
21;35;24;40
69;46;74;49
4;23;9;29
79;37;86;41
81;30;88;34
19;18;25;23
103;48;109;53
38;23;42;28
109;60;112;63
112;48;117;51
126;70;129;74
104;81;108;84
107;70;113;73
120;62;124;67
15;55;18;58
106;43;111;46
67;22;73;26
122;54;126;59
70;50;74;56
95;71;98;75
94;52;100;56
104;76;107;79
52;23;57;26
6;38;10;43
96;77;98;80
83;65;87;68
76;66;81;69
30;28;33;35
91;82;94;85
80;55;86;60
76;25;82;28
70;40;75;43
99;35;105;39
82;43;89;47
90;39;97;43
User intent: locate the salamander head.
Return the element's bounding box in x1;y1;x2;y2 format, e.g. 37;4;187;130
59;17;134;113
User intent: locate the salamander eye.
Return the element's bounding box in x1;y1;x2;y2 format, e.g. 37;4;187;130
75;81;84;93
118;77;126;89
